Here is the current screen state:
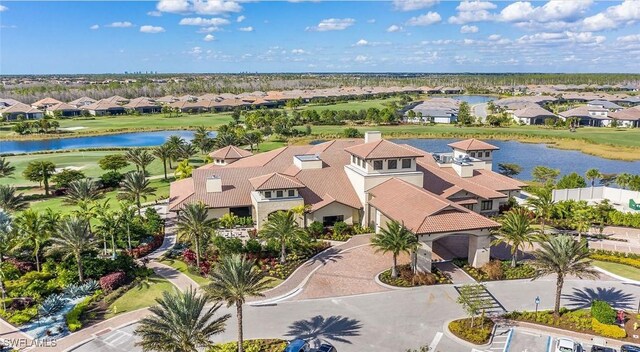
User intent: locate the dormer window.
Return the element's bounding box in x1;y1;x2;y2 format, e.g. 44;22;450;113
388;159;397;170
373;160;383;170
402;158;412;169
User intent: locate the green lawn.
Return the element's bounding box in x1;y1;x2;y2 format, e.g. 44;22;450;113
299;97;402;112
160;258;211;286
104;275;174;319
592;260;640;281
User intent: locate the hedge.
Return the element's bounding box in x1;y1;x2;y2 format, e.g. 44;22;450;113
65;297;91;332
591;300;616;325
209;339;287;352
590;253;640;270
592;318;627;338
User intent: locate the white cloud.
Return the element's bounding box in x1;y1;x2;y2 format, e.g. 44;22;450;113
406;11;441;26
179;17;230;26
157;0;190;13
147;10;162;17
457;0;496;12
448;0;496;24
582;0;640;31
306;18;355;31
157;0;241;15
140;25;165;33
392;0;438;11
198;26;222;33
238;26;254;32
106;21;133;28
387;24;403;32
237;15;245;22
617;34;640;43
0;5;8;12
488;34;501;40
90;24;100;30
500;0;593;23
356;39;369;46
516;31;605;45
367;19;376;23
203;34;215;41
291;49;306;54
460;25;478;33
354;55;368;62
188;46;203;55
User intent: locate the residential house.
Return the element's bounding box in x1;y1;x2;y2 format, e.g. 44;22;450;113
80;100;126;116
32;97;63;110
122;97;161;114
46;103;81;117
609;107;640;127
168;100;207;113
587;100;623;112
0;103;44;120
0;98;22;108
559;106;610;126
68;96;97;107
511;105;558;125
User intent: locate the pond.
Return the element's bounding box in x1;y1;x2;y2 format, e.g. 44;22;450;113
395;139;640;180
447;95;495;104
0;130;214;154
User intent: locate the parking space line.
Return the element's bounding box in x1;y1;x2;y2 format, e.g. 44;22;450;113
546;336;552;352
429;331;443;351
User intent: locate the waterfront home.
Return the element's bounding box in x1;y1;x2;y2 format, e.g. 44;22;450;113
122;97;161;114
169;133;523;272
511;104;558;125
0;102;44;120
45;103;81;117
168;100;207;113
587;100;624;112
559;105;610;126
404;98;459;124
80;100;126;116
608;107;640;127
32;97;63;109
68;96;97;107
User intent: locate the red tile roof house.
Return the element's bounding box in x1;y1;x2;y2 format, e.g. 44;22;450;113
170;132;524;272
0;103;44;120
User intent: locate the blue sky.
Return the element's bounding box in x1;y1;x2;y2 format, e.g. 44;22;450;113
1;0;640;74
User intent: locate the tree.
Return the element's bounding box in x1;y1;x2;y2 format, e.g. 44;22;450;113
457;102;473;125
192;126;215;154
206;254;272;352
572;201;592;241
49;217;95;282
259;210;308;264
98;154;129;173
0;158;16;178
556;172;587;189
176;202;216;268
214;133;239;148
616;173;632;189
492;208;536;267
175;159;193;180
153;144;172;180
526;188;554;235
585;168;601;187
23;160;56;195
244;131;263;152
64;179;103;205
52;169;86;189
166;135;186;169
532;166;560;186
497;163;522;178
119;171;156;215
15;210;48;272
456;284;490;328
530;235;598;318
0;210;15;264
135;288;229;352
177;143;198;161
599;173;617;187
370;220;418;278
0;185;27;212
125;149;155;175
343;127;363;138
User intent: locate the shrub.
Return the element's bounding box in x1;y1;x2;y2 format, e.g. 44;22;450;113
5;307;37;325
99;171;124;188
210;339;287;352
66;296;92;332
592;318;626;338
448;317;494;344
590;252;640;270
482;261;504;280
244;239;262;254
412;272;437;286
99;271;127;293
307;221;324;238
591;300;616;325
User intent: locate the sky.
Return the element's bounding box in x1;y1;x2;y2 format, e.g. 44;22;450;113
1;0;640;74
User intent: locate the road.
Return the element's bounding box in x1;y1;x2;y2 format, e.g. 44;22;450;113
72;278;640;352
472;103;489;123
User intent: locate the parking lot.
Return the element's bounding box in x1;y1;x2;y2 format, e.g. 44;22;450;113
506;328;627;352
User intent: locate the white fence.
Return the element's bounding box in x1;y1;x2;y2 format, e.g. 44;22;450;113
552;186;640;208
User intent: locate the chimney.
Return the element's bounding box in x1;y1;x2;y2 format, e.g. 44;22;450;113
364;131;382;143
206;175;222;193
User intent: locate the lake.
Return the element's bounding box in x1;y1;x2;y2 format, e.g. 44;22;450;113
448;95;495;104
396;139;640;180
0;130;210;154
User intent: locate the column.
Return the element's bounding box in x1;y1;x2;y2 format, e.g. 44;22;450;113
468;235;491;268
415;240;433;273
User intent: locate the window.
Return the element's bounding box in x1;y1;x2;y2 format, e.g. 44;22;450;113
276;190;283;198
352;155;356;164
484;151;490;157
481;200;493;211
470;152;475;157
463;204;474;210
264;191;272;198
288;189;295;197
388;159;397;170
373;160;383;170
401;158;412;169
322;215;344;227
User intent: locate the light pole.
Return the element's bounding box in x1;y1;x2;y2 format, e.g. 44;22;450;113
535;296;541;317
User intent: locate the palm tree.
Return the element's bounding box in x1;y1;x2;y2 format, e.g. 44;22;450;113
96;210;121;257
585;168;601;187
64;178;103;205
0;210;15;264
125;149;143;172
135;287;230;352
119;171;156;215
0;158;16;178
118;201;136;251
176;202;216;268
49;217;95;282
15;210;48;272
0;185;27;212
127;149;155;175
206;254;272;352
153;144;172;180
215;133;238;148
244;131;263;152
616;172;632;189
370;220;418;278
530;235;598;318
526;188;554;235
166;136;186;169
492;208;536;267
138;150;155;175
259;210;307;264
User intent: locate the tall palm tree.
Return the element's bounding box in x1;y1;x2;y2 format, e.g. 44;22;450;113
64;178;103;205
531;235;598;318
492;208;536;267
244;131;263;152
0;185;27;212
138;150;155;175
125;149;143;172
526;188;554;235
166;136;186;169
259;210;307;264
370;220;418;278
585;168;601;187
215;133;238;148
96;210;121;257
15;210;48;272
0;210;15;264
135;288;229;352
0;158;16;178
153;144;172;180
118;201;136;251
206;254;272;352
616;172;632;189
119;171;156;215
49;217;95;282
176;202;216;268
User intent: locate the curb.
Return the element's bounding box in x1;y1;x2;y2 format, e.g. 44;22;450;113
442;318;493;350
592;265;640;285
373;270;416;290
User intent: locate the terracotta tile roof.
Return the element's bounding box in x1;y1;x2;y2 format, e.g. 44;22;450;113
46;103;80;111
68;96;96;106
168;178;195;210
609;107;640;121
32;97;62;107
82;100;124;111
448;139;499;151
513;105;556;119
208;145;253;160
103;95;128;104
123;97;159;109
249;173;305;191
169;101;206;109
344;140;424;159
0;103;42;114
368;178;499;234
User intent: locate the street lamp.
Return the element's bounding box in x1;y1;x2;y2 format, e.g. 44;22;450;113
535;296;541;317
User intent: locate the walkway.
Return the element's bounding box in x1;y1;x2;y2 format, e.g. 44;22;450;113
434;262;475;284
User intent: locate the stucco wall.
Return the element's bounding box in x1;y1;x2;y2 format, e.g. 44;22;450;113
308;202;358;225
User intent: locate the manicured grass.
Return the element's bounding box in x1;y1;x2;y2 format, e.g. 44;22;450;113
592;260;640;281
159;258;211;286
104;275;174;319
261;276;283;290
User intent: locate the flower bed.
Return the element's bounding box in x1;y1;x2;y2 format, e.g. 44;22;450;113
209;339;287;352
452;258;535;281
448;317;494;345
378;264;451;287
590;250;640;270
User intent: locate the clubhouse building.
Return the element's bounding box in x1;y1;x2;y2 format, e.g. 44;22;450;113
169;133;524;272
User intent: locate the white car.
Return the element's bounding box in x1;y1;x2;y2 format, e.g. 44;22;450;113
556;338;583;352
